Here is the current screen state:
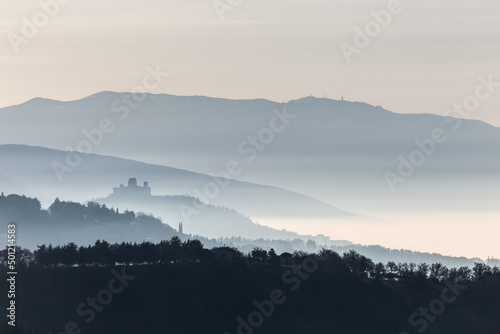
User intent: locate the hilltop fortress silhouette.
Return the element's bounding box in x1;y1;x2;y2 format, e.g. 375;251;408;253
112;178;151;197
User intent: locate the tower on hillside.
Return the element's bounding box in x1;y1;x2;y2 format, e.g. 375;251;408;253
178;222;183;234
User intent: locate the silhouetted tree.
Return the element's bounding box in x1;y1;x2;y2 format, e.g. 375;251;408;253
182;239;205;262
448;266;472;282
93;240;113;266
0;246;33;270
343;250;374;278
372;262;386;280
34;244;49;267
472;262;492;281
430;263;449;281
386;261;399;281
169;236;182;263
415;263;429;279
61;242;78;267
268;248;280;265
280;252;293;266
251;247;268;262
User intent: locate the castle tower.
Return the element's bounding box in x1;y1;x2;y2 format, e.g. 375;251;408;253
128;178;138;187
178;222;183;234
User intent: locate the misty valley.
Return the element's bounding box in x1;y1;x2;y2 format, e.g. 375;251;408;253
1;93;499;333
3;0;500;331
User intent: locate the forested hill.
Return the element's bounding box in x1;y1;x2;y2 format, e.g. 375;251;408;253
0;193;177;249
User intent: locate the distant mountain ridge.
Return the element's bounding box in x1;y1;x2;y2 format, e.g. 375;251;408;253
1;91;498;214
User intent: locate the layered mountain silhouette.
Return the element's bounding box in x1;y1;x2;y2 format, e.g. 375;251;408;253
0;145;366;240
1;93;499;261
1;92;498;215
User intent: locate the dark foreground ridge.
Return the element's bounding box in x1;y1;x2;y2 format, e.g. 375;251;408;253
1;238;499;334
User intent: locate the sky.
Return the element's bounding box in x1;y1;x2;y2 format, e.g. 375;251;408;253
1;0;500;125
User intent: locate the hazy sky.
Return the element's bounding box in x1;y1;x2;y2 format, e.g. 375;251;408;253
1;0;500;125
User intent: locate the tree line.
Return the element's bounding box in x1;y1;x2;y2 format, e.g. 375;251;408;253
2;238;498;284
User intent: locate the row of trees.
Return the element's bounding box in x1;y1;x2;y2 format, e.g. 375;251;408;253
246;247;499;282
1;239;498;283
342;249;499;282
34;237;207;267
